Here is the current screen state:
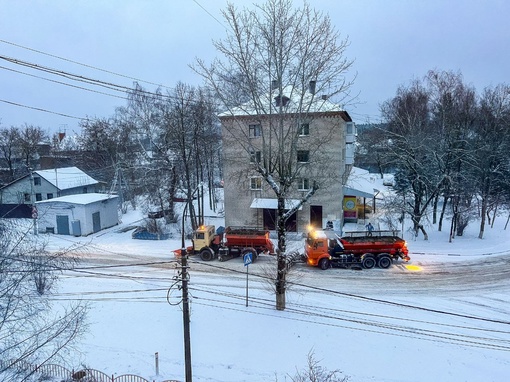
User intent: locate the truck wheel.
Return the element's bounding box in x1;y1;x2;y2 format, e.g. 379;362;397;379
318;258;330;270
361;254;376;269
377;254;392;269
200;248;214;261
242;247;258;262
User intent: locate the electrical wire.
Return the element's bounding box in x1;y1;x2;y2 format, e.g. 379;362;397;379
0;38;172;89
0;98;84;120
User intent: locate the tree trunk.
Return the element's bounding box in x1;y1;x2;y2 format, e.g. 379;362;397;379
478;197;487;239
432;194;438;224
276;251;286;311
438;195;449;232
275;196;287;311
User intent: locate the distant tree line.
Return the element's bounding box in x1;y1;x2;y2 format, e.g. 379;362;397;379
356;70;510;239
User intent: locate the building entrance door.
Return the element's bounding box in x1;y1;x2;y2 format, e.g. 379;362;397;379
310;205;323;228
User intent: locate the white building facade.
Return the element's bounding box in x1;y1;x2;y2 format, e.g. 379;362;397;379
36;193;119;236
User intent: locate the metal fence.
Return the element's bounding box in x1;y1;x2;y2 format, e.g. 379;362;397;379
1;360;180;382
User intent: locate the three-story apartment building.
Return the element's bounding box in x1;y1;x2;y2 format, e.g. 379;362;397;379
219;83;355;233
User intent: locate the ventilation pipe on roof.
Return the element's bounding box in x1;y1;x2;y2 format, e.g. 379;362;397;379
308;80;316;94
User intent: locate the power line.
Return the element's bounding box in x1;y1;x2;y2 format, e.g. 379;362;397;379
192;0;227;30
0;99;84;120
0;64;128;100
0;38;171;89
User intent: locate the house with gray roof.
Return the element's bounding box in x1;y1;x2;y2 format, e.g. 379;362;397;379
0;166;103;205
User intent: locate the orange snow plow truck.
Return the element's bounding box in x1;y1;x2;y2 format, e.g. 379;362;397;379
185;225;275;262
305;228;410;270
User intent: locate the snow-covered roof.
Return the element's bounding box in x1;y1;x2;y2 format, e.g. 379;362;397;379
36;193;118;205
344;166;381;198
250;197;303;210
218;85;346;118
35;167;98;190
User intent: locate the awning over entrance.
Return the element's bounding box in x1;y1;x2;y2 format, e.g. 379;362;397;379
250;198;303;210
342;186;375;199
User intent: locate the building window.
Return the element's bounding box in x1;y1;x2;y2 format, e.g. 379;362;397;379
250;150;261;164
298;178;310;191
250;177;262;190
47;193;53;199
24;193;30;202
274;95;290;107
35;193;42;201
297;150;310;163
249;124;262;138
83;187;88;193
299;123;310;136
34;177;41;186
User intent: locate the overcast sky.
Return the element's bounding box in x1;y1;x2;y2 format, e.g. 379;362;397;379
1;0;509;135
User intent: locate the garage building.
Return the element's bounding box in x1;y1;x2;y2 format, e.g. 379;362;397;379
36;193;119;236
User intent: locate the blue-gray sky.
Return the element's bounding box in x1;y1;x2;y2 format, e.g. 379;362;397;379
1;0;509;135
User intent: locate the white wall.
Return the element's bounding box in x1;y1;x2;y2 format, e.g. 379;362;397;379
36;196;119;236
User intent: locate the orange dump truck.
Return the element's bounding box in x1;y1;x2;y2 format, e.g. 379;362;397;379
305;229;410;270
186;225;275;262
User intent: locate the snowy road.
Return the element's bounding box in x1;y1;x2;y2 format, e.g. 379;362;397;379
48;226;510;382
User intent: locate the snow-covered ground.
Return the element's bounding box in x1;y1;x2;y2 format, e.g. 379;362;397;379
33;200;510;382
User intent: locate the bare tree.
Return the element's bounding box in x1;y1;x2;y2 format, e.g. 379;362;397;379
0;220;87;382
118;82;221;226
381;80;443;239
354;123;392;176
0;125;21;182
426;70;478;237
472;84;510;238
17;124;48;168
282;350;349;382
194;0;354;310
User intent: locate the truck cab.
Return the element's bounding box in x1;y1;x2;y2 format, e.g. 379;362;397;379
305;229;340;268
193;225;217;250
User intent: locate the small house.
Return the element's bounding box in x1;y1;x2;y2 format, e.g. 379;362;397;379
36;193;119;236
0;166;102;205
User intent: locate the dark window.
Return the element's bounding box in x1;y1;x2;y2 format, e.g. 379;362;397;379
47;193;53;199
24;193;31;202
299;123;310;136
250;150;261;163
249;124;262;138
274;95;290;107
35;193;42;201
250;177;262;190
34;177;41;186
297;150;310;163
83;187;88;193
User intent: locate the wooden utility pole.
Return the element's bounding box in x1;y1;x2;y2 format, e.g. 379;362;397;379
181;247;192;381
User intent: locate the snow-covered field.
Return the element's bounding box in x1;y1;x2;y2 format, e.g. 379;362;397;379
37;205;510;382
